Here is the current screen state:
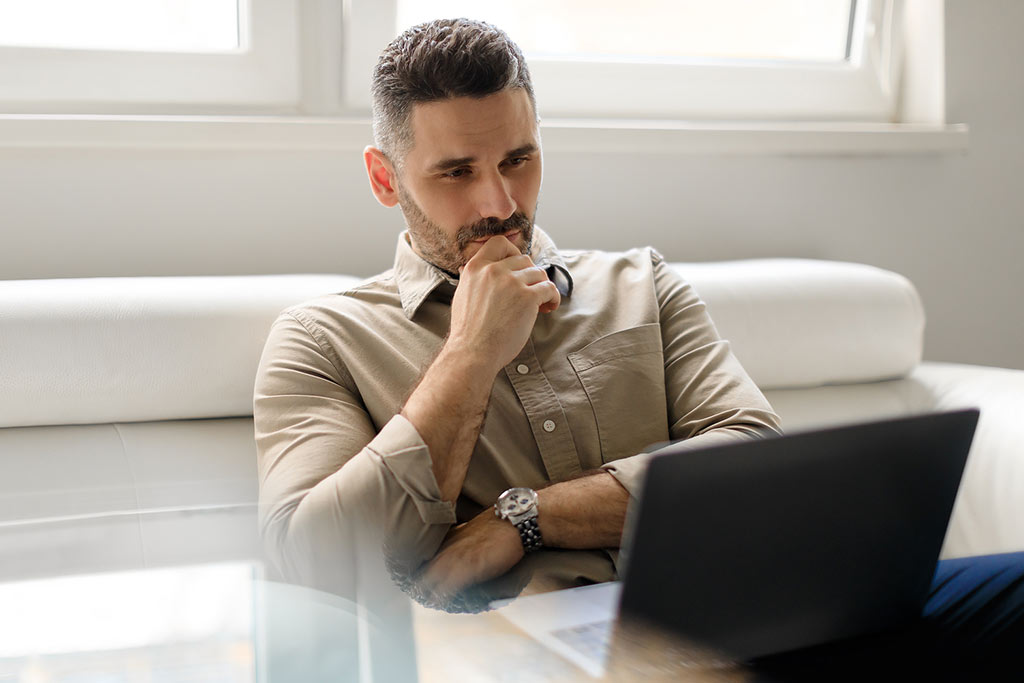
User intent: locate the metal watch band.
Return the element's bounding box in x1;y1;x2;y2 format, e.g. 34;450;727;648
516;517;543;552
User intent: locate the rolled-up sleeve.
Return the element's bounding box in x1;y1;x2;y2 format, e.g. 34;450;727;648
602;251;782;498
254;311;454;594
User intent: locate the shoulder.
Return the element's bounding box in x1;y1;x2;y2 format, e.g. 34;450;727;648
261;269;405;385
280;269;403;330
560;246;665;281
559;246;698;314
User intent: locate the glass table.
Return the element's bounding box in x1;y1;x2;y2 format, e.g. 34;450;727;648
0;507;752;682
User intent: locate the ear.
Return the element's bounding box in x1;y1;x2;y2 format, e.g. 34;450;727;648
364;146;400;208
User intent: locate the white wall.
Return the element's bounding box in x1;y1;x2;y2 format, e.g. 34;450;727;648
2;1;1022;370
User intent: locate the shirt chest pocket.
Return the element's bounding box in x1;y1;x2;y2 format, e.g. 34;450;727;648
567;323;669;463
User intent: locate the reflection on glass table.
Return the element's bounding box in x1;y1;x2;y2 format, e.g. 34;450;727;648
0;506;740;682
0;560;419;683
0;562;258;682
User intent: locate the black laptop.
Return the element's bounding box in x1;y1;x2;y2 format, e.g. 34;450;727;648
619;408;979;660
494;409;979;674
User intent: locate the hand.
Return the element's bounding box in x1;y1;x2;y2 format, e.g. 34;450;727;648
448;235;560;374
419;506;525;604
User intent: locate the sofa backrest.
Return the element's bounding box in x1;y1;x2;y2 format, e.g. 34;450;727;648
681;259;924;390
0;259;924;429
0;275;359;428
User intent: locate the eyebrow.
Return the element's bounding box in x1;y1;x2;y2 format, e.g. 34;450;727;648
427;143;539;174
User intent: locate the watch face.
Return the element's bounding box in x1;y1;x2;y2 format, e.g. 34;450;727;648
498;487;537;517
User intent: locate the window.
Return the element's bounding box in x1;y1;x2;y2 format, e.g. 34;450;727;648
0;0;240;53
349;0;904;121
398;0;854;63
0;0;931;133
0;0;300;112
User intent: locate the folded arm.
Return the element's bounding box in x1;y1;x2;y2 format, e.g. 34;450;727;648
423;253;782;599
255;235;560;600
255;312;456;597
602;252;782;498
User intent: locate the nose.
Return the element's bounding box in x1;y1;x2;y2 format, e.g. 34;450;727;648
474;170;516;220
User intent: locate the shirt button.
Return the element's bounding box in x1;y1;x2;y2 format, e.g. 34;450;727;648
543;420;556;433
516;364;530;375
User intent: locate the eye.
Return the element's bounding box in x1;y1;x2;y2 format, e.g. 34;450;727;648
505;157;528;168
441;167;469;179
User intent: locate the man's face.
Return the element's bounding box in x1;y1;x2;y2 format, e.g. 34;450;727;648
393;88;542;273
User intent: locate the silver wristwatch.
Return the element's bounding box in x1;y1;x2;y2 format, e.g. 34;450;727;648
495;487;543;552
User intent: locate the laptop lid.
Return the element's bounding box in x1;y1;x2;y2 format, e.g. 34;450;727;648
617;409;979;662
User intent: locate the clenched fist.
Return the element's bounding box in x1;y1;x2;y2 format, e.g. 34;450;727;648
447;235;560;375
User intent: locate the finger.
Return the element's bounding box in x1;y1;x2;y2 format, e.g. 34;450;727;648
419;557;444;590
471;234;522;262
499;254;537;272
513;265;550;287
530;279;560;312
419;555;449;597
421;555;471;601
493;234;523;258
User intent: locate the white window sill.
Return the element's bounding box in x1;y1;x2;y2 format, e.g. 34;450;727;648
543;119;968;155
0;114;968;156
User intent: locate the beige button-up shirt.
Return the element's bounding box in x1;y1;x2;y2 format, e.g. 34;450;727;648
254;228;780;602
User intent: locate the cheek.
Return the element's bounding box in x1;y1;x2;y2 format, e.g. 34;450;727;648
418;191;472;232
515;169;543;208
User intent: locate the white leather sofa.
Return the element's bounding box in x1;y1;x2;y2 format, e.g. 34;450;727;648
1;260;1022;585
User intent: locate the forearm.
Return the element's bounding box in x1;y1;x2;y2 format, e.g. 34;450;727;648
419;472;628;608
401;342;499;503
536;471;630;549
403;235;559;505
257;433;459;608
532;428;772;554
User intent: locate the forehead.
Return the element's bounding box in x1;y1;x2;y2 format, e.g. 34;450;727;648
405;89;538;168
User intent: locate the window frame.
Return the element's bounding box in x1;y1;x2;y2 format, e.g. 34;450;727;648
0;0;929;136
0;0;301;113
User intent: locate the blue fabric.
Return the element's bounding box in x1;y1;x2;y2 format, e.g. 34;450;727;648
922;552;1024;663
751;552;1024;681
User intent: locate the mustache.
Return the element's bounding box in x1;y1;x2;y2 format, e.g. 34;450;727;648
456;212;533;250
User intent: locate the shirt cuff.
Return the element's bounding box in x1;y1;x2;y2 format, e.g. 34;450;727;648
603;427;779;501
368;414;456;525
600;453;653;500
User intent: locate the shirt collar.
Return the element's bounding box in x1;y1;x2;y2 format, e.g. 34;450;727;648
393;225;574;320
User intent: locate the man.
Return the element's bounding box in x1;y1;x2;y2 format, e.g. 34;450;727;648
255;17;1021;675
254;17;779;610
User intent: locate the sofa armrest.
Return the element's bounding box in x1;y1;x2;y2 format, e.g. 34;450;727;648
908;362;1024;558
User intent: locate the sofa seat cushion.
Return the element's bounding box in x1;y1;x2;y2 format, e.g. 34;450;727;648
0;417;262;582
0;418;258;524
766;362;1024;560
